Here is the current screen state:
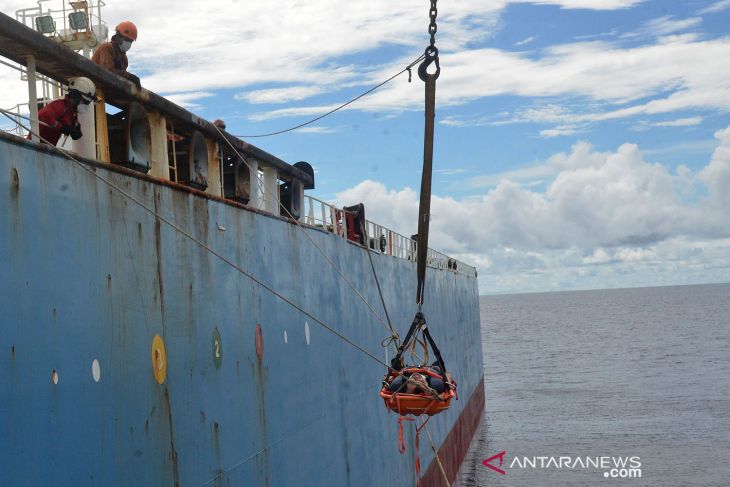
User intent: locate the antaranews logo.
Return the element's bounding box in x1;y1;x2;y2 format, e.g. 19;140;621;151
482;451;642;479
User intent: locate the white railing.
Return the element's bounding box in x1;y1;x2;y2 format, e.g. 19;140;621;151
304;195;348;238
0;40;66;138
303;195;476;277
16;1;107;48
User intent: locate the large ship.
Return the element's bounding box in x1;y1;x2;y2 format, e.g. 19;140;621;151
0;3;484;486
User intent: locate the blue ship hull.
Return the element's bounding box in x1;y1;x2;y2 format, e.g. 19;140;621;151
0;134;484;486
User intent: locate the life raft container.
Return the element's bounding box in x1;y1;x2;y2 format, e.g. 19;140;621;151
380;367;456;416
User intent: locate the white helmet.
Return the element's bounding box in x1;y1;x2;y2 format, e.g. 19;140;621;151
68;77;96;102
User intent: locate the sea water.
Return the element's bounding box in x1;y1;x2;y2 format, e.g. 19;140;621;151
457;283;730;487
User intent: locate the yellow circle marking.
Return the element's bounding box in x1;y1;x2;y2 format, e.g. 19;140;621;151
151;334;167;384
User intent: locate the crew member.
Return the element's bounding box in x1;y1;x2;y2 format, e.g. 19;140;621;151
92;21;141;88
33;77;96;146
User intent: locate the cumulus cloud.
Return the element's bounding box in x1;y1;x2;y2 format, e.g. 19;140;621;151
698;126;730;211
335;126;730;291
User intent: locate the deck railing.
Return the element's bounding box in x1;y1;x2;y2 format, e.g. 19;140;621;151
304;195;476;277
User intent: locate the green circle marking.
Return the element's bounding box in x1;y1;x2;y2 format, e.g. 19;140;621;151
212;328;222;369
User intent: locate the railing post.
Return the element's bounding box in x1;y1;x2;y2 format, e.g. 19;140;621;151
306;196;315;225
329;206;337;235
206;139;222;196
94;88;110;162
26;55;39;141
249;159;262;208
148;112;170;179
72;81;96;158
297;181;305;222
342;208;348;238
262;166;278;213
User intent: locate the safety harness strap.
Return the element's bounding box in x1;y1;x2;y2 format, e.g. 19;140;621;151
390;312;448;383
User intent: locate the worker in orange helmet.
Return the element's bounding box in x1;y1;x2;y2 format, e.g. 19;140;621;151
91;21;141;88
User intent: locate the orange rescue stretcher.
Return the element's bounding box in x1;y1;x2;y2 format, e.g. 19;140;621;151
380;366;456;416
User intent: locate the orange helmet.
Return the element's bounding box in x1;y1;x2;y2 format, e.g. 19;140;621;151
115;21;137;41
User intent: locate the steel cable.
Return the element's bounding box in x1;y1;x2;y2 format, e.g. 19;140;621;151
234;53;425;138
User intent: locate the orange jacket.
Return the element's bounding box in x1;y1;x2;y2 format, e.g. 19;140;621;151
91;41;128;73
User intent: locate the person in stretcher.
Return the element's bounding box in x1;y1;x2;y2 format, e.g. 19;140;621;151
386;364;452;395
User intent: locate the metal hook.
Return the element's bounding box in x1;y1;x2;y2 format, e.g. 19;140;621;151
417;46;440;82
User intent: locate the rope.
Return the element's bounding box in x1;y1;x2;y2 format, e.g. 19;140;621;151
0;106;53;128
234;53;425;138
5;113;393;372
397;415;433;481
423;423;451;487
360;221;399;351
213;124;394;336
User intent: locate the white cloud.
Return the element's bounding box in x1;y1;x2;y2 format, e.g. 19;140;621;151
653;116;703;127
0;64;38;111
256;34;730;128
236;86;325;105
624;15;702;39
334;126;730;291
698;126;730;211
161;91;213;110
515;0;645;8
540;125;581;137
248;104;340;122
514;36;537;47
583;248;612;264
698;0;730;14
0;0;717;133
295;126;340;134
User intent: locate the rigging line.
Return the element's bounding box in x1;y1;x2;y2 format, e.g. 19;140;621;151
7;113;393;372
214;124;393;334
359;221;399;351
234;53;425;138
0;106;52;128
197;411;326;487
422;423;452;487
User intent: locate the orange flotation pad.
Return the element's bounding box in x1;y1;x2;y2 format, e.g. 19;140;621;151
380;367;456;416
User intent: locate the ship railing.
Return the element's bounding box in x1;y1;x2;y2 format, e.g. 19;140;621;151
303;195;476;277
0;57;63;137
304;195;348;237
16;1;108;52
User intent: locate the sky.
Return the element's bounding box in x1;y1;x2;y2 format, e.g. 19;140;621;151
1;0;730;294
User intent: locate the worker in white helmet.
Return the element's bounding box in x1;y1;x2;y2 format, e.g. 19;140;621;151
32;77;96;146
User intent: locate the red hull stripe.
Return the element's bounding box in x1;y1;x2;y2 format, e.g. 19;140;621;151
419;377;485;487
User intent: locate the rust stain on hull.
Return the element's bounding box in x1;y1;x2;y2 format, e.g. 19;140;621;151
254;324;269;487
163;388;180;487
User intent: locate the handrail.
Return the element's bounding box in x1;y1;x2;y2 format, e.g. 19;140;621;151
304;195;476;277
